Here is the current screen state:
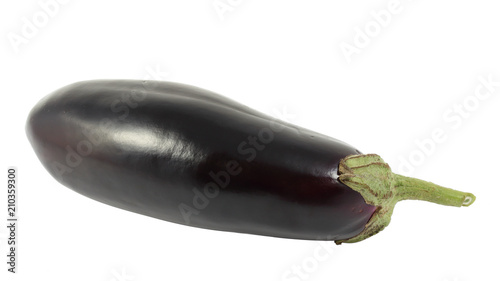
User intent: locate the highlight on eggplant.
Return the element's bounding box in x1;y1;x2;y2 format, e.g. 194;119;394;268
26;80;476;244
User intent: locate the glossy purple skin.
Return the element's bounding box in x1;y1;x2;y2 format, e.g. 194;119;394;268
26;80;377;241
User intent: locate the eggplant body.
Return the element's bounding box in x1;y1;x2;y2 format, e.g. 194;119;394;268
26;80;376;241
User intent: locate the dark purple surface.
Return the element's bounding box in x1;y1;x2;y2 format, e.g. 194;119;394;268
26;80;376;241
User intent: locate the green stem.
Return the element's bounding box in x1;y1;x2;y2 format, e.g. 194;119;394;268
393;174;476;207
336;154;476;244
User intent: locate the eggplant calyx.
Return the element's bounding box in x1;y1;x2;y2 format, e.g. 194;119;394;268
336;154;476;244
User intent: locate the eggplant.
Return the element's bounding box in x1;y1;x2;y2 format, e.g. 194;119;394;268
26;80;475;244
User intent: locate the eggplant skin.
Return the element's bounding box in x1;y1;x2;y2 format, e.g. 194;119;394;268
26;80;377;241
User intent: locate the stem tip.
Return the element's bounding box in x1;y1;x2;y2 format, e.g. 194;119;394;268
462;193;476;206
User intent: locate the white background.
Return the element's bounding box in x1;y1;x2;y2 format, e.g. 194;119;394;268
1;1;499;281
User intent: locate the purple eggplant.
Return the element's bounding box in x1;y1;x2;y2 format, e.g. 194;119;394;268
26;80;475;244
